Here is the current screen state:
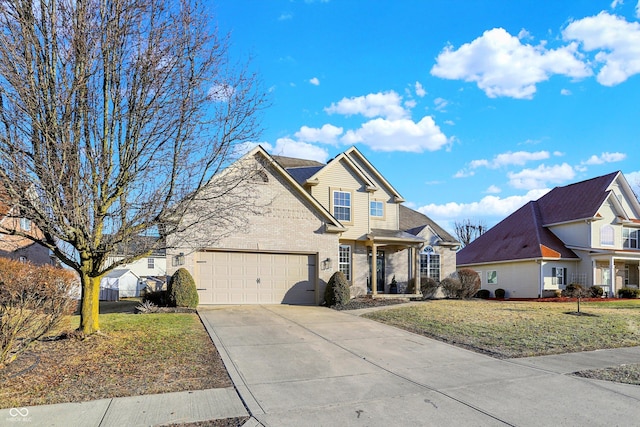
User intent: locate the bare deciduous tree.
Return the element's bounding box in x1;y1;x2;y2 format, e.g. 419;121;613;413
454;219;487;248
0;0;266;334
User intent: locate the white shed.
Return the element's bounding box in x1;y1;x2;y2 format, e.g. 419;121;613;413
100;269;142;300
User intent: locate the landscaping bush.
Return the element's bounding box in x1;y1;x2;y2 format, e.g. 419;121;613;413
407;276;439;299
420;276;439;299
562;283;584;298
494;288;506;299
0;259;77;366
618;287;640;299
457;268;481;299
324;271;350;306
143;290;170;307
589;286;604;298
475;289;490;299
168;268;199;308
440;277;462;299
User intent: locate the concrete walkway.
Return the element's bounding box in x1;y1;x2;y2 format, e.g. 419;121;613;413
199;305;640;427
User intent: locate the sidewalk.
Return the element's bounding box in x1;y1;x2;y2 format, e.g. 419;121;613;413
0;387;248;427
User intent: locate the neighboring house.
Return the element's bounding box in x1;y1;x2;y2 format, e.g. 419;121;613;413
100;269;142;300
167;145;455;305
457;171;640;298
399;205;460;284
105;236;167;293
0;193;52;265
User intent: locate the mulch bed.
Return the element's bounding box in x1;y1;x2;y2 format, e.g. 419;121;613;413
330;297;411;310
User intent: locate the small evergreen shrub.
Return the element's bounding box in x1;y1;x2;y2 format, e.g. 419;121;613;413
143;290;170;307
440;277;462;299
494;288;506;299
475;289;490;299
562;283;584;298
457;268;481;299
618;287;640;299
324;271;350;306
168;268;199;308
589;286;604;298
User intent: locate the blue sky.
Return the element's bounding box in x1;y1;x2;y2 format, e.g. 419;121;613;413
215;0;640;233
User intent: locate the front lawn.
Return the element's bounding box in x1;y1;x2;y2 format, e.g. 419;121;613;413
363;299;640;359
0;301;232;409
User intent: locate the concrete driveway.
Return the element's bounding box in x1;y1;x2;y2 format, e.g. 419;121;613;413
199;305;640;426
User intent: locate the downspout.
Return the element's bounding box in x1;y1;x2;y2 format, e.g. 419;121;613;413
538;259;544;298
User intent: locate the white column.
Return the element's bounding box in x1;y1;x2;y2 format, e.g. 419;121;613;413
371;243;377;296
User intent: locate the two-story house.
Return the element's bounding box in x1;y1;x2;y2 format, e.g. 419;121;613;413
457;171;640;298
167;145;457;305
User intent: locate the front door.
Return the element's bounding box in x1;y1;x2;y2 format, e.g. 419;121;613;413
368;250;385;292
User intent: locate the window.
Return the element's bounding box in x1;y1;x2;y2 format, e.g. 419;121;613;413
147;257;155;269
338;245;351;281
333;191;351;222
486;270;498;285
552;267;567;286
625;265;630;286
600;225;614;246
623;228;639;249
18;256;26;263
20;218;31;231
370;200;383;218
419;246;440;282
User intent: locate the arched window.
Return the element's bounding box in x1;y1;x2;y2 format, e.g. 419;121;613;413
600;225;614;246
420;246;440;281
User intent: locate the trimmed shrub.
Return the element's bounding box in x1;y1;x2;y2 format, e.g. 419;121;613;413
440;277;462;299
475;289;490;299
589;286;604;298
457;268;481;299
324;271;350;306
494;288;506;299
618;287;640;299
420;276;439;299
562;283;584;298
143;290;170;307
168;268;199;308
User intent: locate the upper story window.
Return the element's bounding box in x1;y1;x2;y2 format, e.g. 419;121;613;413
623;227;639;249
370;200;384;218
600;225;614;246
147;257;155;269
20;218;31;231
333;191;351;222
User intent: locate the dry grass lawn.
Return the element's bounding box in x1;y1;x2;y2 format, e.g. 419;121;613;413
0;300;233;410
363;299;640;358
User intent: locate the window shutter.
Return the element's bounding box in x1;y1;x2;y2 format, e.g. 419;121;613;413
552;267;557;286
563;268;567;286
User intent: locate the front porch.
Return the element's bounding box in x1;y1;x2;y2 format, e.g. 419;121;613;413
591;254;640;296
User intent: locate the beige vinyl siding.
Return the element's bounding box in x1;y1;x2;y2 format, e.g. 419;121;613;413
368;190;399;231
548;222;590;249
476;260;541;298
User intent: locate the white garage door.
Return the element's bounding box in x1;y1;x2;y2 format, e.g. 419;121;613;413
196;251;316;305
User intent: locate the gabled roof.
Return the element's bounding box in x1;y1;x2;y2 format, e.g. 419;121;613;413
457;171;639;265
457;201;580;265
272;155;324;168
243;146;346;232
536;171;619;225
399;205;458;244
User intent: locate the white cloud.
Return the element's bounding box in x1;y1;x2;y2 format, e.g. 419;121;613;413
485;185;501;194
324;91;409;120
625;170;640;193
415;81;427;97
417;188;550;221
278;13;293;21
404;99;417;109
507;163;575;190
611;0;624;8
309;77;320;86
294;124;343;144
563;12;640;86
637;1;640;18
431;28;592;99
468;150;550;170
341;116;450;152
434;97;449;111
582;151;627;165
266;138;329;163
208;83;235;102
444;119;455;126
560;88;572;95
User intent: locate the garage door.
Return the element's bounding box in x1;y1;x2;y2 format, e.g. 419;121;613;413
196;251;316;305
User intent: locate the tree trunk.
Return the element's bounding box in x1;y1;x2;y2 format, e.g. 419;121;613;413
79;270;101;334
